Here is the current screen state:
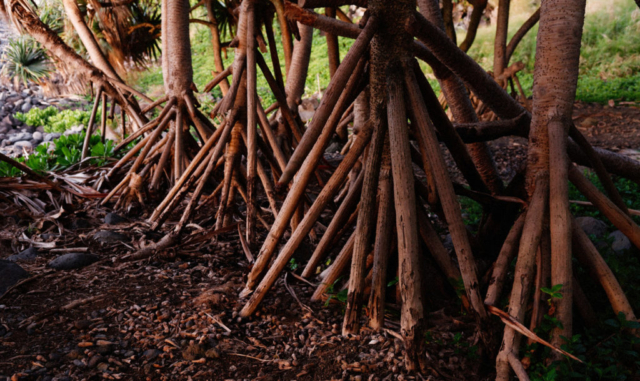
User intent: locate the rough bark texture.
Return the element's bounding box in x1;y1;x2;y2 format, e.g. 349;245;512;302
205;0;230;94
164;0;194;95
418;0;503;194
62;0;121;81
528;0;586;354
493;0;510;77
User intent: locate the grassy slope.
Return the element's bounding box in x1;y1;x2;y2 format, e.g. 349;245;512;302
467;0;640;103
128;21;354;107
129;0;640;104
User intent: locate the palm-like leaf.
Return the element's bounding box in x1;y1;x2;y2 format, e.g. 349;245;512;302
1;36;51;87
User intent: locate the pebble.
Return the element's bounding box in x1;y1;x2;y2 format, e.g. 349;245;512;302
7;247;38;262
47;253;99;270
143;349;161;361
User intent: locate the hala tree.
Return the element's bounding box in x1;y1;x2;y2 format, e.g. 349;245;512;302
229;0;640;376
8;0;640;377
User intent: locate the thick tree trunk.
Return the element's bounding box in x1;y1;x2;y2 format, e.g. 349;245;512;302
527;0;586;359
164;0;194;96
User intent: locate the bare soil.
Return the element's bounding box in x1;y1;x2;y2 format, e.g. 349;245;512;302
0;102;638;381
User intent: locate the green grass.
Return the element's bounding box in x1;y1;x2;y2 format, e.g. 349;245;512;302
467;0;640;103
130;0;639;105
129;22;355;105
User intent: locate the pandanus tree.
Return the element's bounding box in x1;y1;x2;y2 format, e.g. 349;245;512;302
228;0;640;375
100;0;220;213
10;0;640;377
124;0;313;259
3;0;148;145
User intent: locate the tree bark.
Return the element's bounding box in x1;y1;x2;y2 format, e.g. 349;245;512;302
204;0;230;95
527;0;586;356
493;0;511;78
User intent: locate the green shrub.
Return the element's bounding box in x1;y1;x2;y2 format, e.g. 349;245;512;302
0;133;125;177
15;106;98;133
1;36;50;87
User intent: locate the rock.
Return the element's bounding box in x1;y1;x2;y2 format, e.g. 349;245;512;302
21;102;32;113
104;213;126;225
70;218;92;230
47;253;99;270
0;123;9;134
575;216;608;238
32;131;43;141
325;140;343;154
182;344;205;361
0;259;28;294
13;140;33;153
64;125;84;136
143;349;162;361
9;132;31;143
96;362;109;371
22;125;35;134
88;355;103;368
93;230;128;244
7;247;38;262
442;234;454;252
609;230;632;254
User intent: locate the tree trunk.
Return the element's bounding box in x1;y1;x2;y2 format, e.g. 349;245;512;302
493;0;510;78
527;0;586;357
62;0;121;81
204;0;230;95
458;0;487;52
164;0;194;96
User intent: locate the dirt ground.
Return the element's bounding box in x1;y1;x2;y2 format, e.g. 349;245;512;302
0;102;638;381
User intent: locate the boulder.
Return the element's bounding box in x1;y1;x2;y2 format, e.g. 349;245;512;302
13;141;33;153
48;253;99;270
575;216;608;238
32;131;43;141
7;247;38;262
609;230;632;254
0;260;28;294
9;132;31;143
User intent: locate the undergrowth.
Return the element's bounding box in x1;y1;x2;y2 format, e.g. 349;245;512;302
15;105;100;133
467;0;640;103
0;133;131;176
